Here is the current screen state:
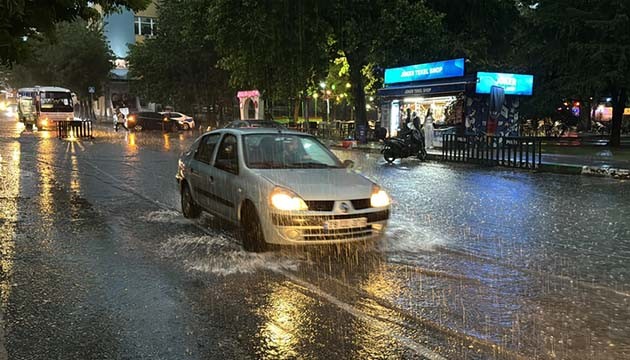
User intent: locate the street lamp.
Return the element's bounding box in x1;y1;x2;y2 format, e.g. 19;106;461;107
313;92;319;117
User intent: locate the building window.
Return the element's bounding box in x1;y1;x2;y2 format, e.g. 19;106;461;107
134;17;157;37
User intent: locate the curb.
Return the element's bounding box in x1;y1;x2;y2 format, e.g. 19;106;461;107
580;166;630;179
328;143;629;179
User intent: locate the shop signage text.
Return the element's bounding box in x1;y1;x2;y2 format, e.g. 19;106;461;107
384;58;465;85
476;72;534;96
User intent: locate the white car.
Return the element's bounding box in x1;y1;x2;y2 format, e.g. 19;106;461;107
176;128;391;252
161;111;195;130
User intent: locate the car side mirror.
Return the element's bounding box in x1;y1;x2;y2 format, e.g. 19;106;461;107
343;159;355;169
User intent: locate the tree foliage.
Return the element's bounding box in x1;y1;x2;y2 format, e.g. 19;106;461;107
425;0;523;70
209;0;330;104
522;0;630;146
0;0;150;63
8;20;113;98
127;0;230;113
321;0;444;128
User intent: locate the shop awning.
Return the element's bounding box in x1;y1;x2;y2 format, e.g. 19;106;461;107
377;76;476;98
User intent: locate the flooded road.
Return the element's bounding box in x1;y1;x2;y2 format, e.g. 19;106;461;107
1;118;629;359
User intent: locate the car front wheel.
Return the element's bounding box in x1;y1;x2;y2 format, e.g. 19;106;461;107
241;204;268;252
181;184;201;218
182;123;190;130
134;124;143;132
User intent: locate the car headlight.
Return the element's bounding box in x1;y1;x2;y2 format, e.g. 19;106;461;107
269;187;308;211
370;185;390;207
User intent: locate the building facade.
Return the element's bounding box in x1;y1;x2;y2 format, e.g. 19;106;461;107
97;2;158;119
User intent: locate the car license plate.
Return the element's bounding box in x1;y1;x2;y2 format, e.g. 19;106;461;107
324;217;367;230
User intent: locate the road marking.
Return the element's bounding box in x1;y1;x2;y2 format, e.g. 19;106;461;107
276;269;447;360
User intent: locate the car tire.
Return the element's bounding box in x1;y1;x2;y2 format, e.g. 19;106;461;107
171;123;179;132
383;147;396;163
134;124;143;132
181;183;201;219
182;123;190;131
241;203;268;252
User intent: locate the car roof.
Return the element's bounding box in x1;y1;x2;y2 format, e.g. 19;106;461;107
224;120;286;129
206;128;310;137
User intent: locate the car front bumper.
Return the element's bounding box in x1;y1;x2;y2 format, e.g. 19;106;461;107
261;208;390;245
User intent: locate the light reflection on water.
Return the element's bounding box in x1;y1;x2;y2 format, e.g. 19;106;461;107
256;282;315;359
0;144;20;311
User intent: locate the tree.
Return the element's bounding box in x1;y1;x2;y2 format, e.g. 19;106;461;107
522;0;630;146
424;0;523;70
0;0;149;63
127;0;230;115
209;0;330;119
321;0;444;137
9;20;113;100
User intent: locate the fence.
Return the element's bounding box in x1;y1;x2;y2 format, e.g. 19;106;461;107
57;120;94;139
442;134;542;169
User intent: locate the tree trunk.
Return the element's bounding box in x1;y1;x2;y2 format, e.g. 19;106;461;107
293;95;301;123
346;52;368;143
610;87;627;147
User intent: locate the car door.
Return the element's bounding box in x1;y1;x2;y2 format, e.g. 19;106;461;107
188;133;221;212
211;133;242;221
148;112;164;130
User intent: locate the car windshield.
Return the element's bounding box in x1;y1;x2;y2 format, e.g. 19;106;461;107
244;134;342;169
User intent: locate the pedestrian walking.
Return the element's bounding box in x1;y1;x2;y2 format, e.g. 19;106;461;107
114;107;127;132
423;109;434;150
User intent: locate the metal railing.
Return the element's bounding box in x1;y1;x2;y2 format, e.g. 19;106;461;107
442;134;542;169
57;120;94;139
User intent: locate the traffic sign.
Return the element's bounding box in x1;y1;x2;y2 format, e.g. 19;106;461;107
88;86;95;94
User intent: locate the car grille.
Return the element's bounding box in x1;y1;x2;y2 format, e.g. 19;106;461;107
350;198;371;210
302;226;374;241
272;210;389;227
304;200;335;211
304;199;372;212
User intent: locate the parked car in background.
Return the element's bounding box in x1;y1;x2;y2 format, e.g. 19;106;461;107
160;111;195;130
176;127;391;252
126;111;180;132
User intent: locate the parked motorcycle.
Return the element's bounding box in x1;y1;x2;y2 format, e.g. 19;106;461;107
381;123;427;163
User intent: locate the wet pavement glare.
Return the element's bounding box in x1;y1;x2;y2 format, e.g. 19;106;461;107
1;118;629;359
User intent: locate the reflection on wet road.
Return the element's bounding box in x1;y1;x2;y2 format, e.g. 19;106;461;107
1;119;629;359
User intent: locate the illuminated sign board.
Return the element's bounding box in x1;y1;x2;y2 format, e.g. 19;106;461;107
476;72;534;96
384;58;465;85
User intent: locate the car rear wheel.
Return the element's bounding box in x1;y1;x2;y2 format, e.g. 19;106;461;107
171;123;179;132
181;184;201;218
241;204;268;252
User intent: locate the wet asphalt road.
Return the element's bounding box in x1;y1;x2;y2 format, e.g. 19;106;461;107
1;118;629;359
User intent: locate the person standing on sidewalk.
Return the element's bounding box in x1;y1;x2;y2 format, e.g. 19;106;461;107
423;109;434;150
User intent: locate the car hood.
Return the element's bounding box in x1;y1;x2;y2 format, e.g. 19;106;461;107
254;168;374;200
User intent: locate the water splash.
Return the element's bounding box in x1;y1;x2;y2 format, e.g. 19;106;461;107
141;210;190;225
160;234;300;275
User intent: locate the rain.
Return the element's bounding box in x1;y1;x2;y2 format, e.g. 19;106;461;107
1;120;628;359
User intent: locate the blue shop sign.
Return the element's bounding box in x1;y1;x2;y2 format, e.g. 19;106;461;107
476;72;534;96
384;58;465;85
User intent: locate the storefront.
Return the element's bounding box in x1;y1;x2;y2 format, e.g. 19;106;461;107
377;58;534;146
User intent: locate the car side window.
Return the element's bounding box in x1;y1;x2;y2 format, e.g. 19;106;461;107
215;134;239;174
194;134;221;164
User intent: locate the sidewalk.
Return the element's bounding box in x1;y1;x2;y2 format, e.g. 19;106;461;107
325;139;630;179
